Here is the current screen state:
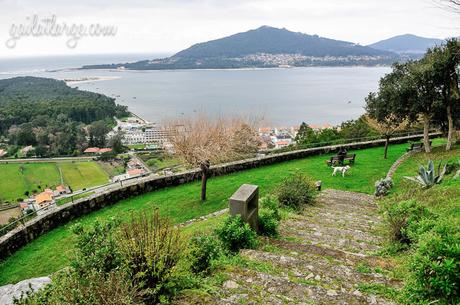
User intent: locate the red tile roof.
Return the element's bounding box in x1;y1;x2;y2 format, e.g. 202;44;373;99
127;168;144;176
84;147;100;153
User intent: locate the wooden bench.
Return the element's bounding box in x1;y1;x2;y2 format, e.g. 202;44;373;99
326;154;356;166
407;141;431;152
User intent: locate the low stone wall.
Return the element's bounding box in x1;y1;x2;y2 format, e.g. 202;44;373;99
0;133;440;260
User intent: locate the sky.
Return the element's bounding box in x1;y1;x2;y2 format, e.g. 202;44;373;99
0;0;459;58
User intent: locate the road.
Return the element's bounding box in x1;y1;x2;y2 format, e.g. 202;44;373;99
0;156;95;163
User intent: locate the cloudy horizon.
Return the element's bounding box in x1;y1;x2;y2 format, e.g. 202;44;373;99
0;0;459;58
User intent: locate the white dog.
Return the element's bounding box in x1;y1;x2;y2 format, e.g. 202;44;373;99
332;165;350;177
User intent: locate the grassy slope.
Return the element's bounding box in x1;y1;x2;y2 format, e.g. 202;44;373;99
0;142;410;285
390;142;460;220
0;162;109;202
60;162;109;190
0;163;60;202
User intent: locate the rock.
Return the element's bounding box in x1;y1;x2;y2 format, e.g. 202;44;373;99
314;274;321;281
326;289;338;296
223;280;239;289
369;295;377;304
305;273;314;280
0;277;51;305
353;290;363;297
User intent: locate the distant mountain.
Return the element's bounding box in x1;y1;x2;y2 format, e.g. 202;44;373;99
368;34;445;56
82;26;398;70
173;26;393;58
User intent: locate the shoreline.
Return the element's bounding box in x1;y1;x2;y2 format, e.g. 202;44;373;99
64;76;121;85
76;65;391;73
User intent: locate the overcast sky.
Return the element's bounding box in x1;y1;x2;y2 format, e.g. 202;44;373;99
0;0;458;58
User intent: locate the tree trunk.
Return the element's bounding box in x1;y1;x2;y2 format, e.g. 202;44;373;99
200;161;210;201
423;115;431;153
384;135;390;159
446;104;454;151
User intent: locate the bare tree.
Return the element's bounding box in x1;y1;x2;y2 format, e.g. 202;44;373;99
365;115;408;159
168;115;260;201
435;0;460;12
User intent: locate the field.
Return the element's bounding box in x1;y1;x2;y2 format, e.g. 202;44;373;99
0;163;61;202
0;141;418;285
0;162;109;202
59;162;109;190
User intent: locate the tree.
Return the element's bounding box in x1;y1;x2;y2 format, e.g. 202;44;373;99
168;115;259;201
437;0;460;12
405;60;442;153
294;122;317;145
365;66;412;158
339;116;375;140
426;39;460;150
108;132;126;154
364;114;408;159
88;121;110;147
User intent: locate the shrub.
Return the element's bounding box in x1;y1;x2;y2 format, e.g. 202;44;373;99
260;195;281;221
215;215;258;253
384;200;432;246
404;219;460;305
71;219;122;276
258;209;279;237
13;269;137;305
188;235;222;275
117;210;185;304
277;173;316;210
445;160;460;175
374;177;393;197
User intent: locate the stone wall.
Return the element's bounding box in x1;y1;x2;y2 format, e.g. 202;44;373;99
0;133;440;260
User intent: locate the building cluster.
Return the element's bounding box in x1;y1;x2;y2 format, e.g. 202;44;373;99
111;158;147;182
112;118;173;148
258;126;298;149
258;123;333;150
20;185;71;216
241;53;392;67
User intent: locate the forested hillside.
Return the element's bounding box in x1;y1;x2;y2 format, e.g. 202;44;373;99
0;77;129;156
0;77;128;135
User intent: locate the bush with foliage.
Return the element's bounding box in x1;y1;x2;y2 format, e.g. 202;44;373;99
71;219;122;275
188;235;223;275
403;219;460;305
445;160;460;175
258;209;279;237
215;215;258;252
14;269;138;305
260;195;281;221
117;211;185;304
384;200;433;246
14;211;187;305
375;177;393;197
277;173;316;210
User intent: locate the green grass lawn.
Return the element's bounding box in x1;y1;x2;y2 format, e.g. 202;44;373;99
0;162;109;202
59;162;109;190
97;161;125;178
0;142;413;285
0;163;60;202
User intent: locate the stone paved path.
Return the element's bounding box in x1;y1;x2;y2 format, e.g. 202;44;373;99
180;189;400;305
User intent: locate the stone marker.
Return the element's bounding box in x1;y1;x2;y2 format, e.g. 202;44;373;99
229;184;259;232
